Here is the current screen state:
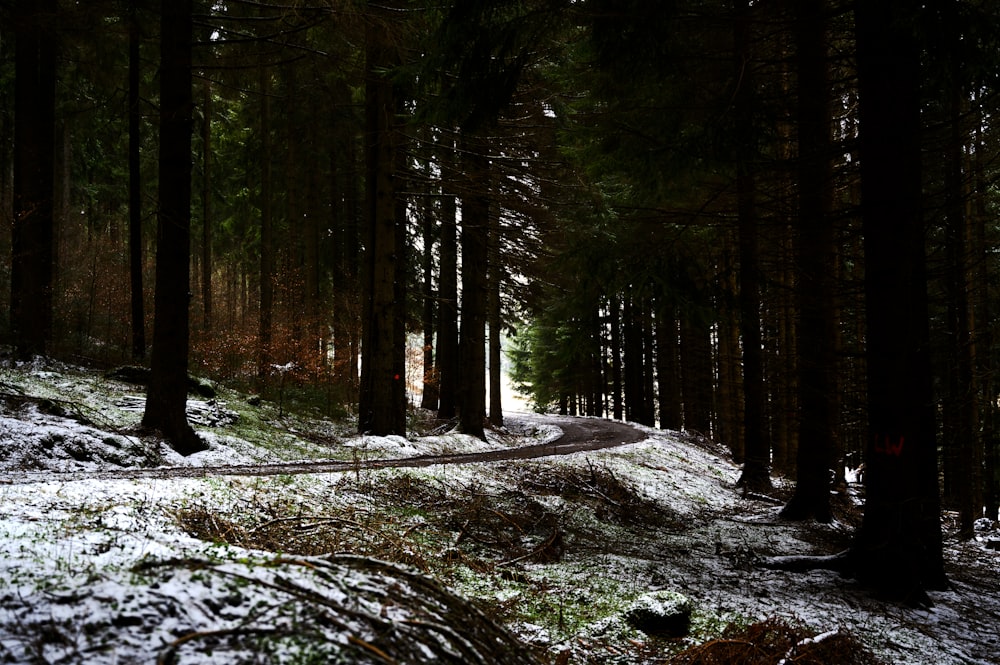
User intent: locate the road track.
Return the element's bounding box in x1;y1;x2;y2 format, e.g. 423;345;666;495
0;415;646;485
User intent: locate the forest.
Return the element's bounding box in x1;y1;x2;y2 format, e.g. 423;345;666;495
3;0;1000;609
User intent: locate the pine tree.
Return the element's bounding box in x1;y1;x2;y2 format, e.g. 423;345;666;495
142;0;206;455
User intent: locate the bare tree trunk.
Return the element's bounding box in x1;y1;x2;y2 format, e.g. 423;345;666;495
128;0;145;360
850;0;946;602
11;0;56;359
258;65;274;379
944;80;980;537
782;0;835;522
201;79;212;333
609;294;624;421
733;0;771;492
437;183;459;420
488;206;503;427
358;6;405;435
457;133;489;439
142;0;206;455
420;192;439;411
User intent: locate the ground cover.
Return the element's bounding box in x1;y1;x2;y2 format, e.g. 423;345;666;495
0;358;997;663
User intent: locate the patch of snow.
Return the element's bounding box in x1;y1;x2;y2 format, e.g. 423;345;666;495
0;362;998;664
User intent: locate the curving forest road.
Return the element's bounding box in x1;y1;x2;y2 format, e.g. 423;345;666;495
0;415;647;486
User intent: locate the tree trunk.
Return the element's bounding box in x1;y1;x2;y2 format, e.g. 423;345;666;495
782;0;835;522
655;299;682;430
973;101;999;521
11;0;57;359
680;304;713;435
623;294;642;423
437;184;459;420
436;159;458;420
127;0;145;361
488;206;504;427
716;230;743;457
850;0;946;602
609;294;624;421
258;65;274;379
358;7;405;436
200;78;212;333
457;133;489;439
420;192;439;411
943;78;979;537
733;0;771;493
142;0;206;455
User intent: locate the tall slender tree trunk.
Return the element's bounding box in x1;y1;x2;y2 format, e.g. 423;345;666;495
358;5;405;435
11;0;56;359
680;304;713;435
420;192;439;411
488;206;504;427
142;0;206;455
656;299;682;430
944;81;979;537
609;294;624;421
973;103;999;521
201;78;212;333
733;0;771;492
127;0;145;360
457;133;489;439
850;0;946;602
623;294;642;423
258;65;274;379
716;229;743;457
437;168;459;420
782;0;835;522
641;300;656;426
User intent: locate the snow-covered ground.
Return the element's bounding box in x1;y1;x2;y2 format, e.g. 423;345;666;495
0;359;997;664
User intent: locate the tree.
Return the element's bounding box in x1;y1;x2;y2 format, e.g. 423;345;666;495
848;0;946;603
436;162;460;420
257;64;274;379
142;0;207;456
11;0;57;359
457;132;489;439
781;0;835;522
358;2;406;436
127;0;145;360
733;0;771;493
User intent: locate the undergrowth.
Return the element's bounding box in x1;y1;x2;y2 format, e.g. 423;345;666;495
172;465;884;665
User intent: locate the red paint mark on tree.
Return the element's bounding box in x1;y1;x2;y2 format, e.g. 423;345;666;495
874;434;905;456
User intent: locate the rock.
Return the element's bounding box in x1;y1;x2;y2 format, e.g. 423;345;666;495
624;590;692;638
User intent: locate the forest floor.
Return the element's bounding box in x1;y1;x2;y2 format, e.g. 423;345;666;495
0;357;998;664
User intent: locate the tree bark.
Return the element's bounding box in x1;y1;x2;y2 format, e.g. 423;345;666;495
488;205;504;427
200;79;213;333
850;0;946;602
258;65;274;379
942;75;979;538
457;133;489;439
782;0;835;522
609;294;624;421
420;191;439;411
142;0;206;455
733;0;771;492
11;0;57;359
358;6;405;436
436;157;459;420
128;0;145;360
655;298;682;430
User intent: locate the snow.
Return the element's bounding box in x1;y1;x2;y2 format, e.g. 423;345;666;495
0;360;998;663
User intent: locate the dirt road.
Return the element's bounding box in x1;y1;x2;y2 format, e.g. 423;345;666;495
0;415;647;485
